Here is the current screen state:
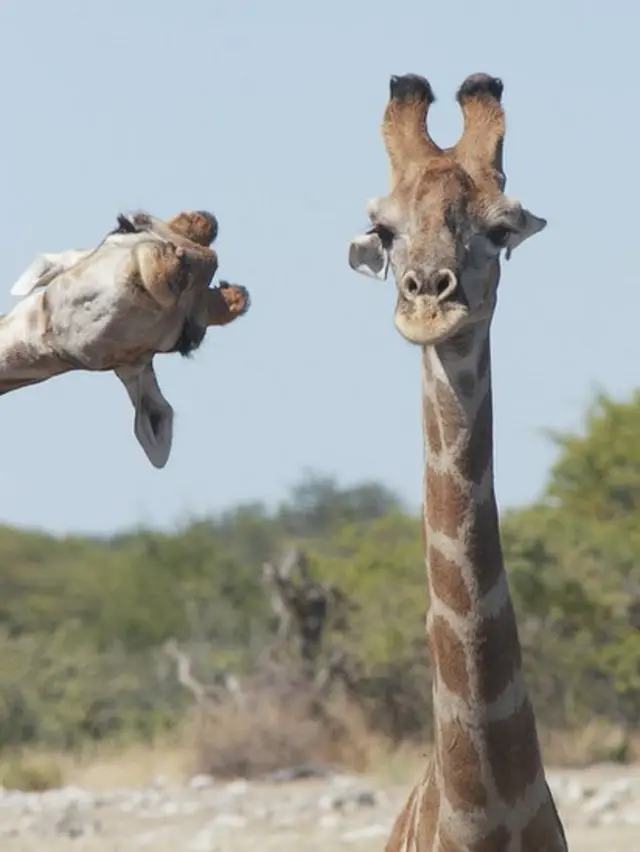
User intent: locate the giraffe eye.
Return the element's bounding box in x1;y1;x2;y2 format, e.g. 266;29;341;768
369;223;395;250
486;226;512;248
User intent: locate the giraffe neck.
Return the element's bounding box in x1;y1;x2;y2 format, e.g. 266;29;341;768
0;299;72;395
422;326;548;829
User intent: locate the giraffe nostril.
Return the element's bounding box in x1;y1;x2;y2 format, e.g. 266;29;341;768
433;270;458;303
403;273;421;297
402;270;458;302
435;275;449;296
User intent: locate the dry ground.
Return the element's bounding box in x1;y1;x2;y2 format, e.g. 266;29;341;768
0;757;638;851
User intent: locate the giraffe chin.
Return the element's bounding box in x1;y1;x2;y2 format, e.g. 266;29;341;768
393;299;468;347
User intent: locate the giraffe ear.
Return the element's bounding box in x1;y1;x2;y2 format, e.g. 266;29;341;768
505;207;547;260
114;362;174;469
348;232;390;280
10;249;91;296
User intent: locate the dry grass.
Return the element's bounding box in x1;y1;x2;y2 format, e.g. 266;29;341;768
539;721;640;767
371;723;640;789
2;713;638;794
68;742;193;790
0;691;386;792
0;753;65;791
0;741;192;793
190;691;386;779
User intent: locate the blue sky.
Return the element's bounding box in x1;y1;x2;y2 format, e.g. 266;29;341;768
0;0;636;534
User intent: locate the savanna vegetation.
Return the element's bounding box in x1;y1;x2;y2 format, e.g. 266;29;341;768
1;390;639;784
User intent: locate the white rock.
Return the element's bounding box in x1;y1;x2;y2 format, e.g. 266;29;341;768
272;813;298;827
621;808;640;826
605;778;633;797
320;788;378;811
225;780;249;796
563;780;585;804
213;813;248;828
134;830;160;846
189;774;215;790
318;794;334;811
582;790;619;816
330;774;359;789
157;800;181;817
342;824;390;842
187;828;217;852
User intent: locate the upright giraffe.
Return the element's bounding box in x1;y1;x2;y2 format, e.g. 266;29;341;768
348;73;568;851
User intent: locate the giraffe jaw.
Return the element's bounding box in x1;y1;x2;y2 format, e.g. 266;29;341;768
394;295;469;346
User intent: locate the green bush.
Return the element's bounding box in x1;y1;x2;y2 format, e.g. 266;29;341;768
0;404;638;756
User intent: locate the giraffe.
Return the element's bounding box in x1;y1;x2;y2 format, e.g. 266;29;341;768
1;209;250;468
348;73;568;851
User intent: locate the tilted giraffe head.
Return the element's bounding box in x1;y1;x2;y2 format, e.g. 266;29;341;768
348;73;546;346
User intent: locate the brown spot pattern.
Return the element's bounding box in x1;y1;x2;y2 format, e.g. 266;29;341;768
385;785;419;852
475;602;522;704
439;720;487;810
457;391;493;486
457;370;475;399
415;775;440;851
484;699;541;805
434;380;464;449
446;327;475;358
438;831;463;851
385;773;440;852
430;616;469;701
425;403;443;456
520;788;567;849
426;465;469;539
478;337;491;379
440;825;511;852
470;825;511;851
465;496;504;597
428;546;471;615
427;630;439;689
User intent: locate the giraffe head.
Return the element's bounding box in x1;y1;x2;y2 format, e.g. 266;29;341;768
348;73;546;346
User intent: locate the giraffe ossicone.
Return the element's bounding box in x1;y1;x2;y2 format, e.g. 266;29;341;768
0;209;250;468
348;73;568;851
